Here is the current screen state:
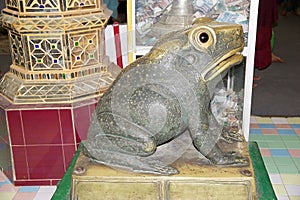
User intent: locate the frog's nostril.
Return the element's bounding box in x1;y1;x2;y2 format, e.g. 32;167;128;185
199;32;209;43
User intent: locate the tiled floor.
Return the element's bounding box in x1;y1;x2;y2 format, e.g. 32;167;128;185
250;116;300;200
0;116;300;199
0;174;56;200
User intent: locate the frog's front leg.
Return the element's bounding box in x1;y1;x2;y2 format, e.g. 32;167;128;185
190;79;249;166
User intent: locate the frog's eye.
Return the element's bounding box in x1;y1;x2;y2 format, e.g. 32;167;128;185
199;32;209;43
189;27;215;50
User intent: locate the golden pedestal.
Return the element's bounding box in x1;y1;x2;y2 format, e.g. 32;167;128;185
71;141;256;200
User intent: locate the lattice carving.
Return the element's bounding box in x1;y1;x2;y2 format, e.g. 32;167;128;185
9;33;26;68
9;65;109;81
0;72;114;103
23;0;60;12
69;31;99;68
6;0;19;9
28;36;64;71
2;14;108;33
66;0;97;10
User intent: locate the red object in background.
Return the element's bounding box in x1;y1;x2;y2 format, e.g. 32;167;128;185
0;97;97;186
113;22;123;68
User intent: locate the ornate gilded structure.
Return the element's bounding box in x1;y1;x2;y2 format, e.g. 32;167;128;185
0;0;119;104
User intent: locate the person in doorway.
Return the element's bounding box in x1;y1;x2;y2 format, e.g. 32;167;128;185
253;0;284;87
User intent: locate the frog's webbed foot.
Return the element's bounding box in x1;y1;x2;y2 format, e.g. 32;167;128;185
82;141;179;175
221;126;244;143
215;152;249;167
206;147;249;167
137;158;179;175
89;156;179;175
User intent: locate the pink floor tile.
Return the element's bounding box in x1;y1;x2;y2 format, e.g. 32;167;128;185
288;149;300;157
260;148;272;157
261;128;279;135
275;124;292;129
294;129;300;135
250;124;260;128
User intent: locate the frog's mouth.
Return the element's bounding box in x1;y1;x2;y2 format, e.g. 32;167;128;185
202;49;244;82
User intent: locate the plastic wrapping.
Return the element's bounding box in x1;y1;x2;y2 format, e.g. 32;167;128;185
135;0;250;46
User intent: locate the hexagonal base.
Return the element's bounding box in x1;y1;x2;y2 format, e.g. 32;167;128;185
0;95;98;186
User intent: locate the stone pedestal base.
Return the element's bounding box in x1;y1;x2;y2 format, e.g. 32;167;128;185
71;141;256;200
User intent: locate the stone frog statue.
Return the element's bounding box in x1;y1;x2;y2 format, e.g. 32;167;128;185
82;17;248;175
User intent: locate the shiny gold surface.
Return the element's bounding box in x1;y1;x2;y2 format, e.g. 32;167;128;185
0;1;120;104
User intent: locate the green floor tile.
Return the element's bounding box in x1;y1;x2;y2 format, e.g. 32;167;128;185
272;157;295;165
281;135;300;141
257;141;269;148
284;141;300;149
293;158;300;168
262;135;282;141
249;134;265;141
263;157;275;165
267;141;286;148
265;164;279;173
277;164;299;174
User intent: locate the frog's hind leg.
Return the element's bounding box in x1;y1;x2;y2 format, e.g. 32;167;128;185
82;134;178;175
82;112;179;175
